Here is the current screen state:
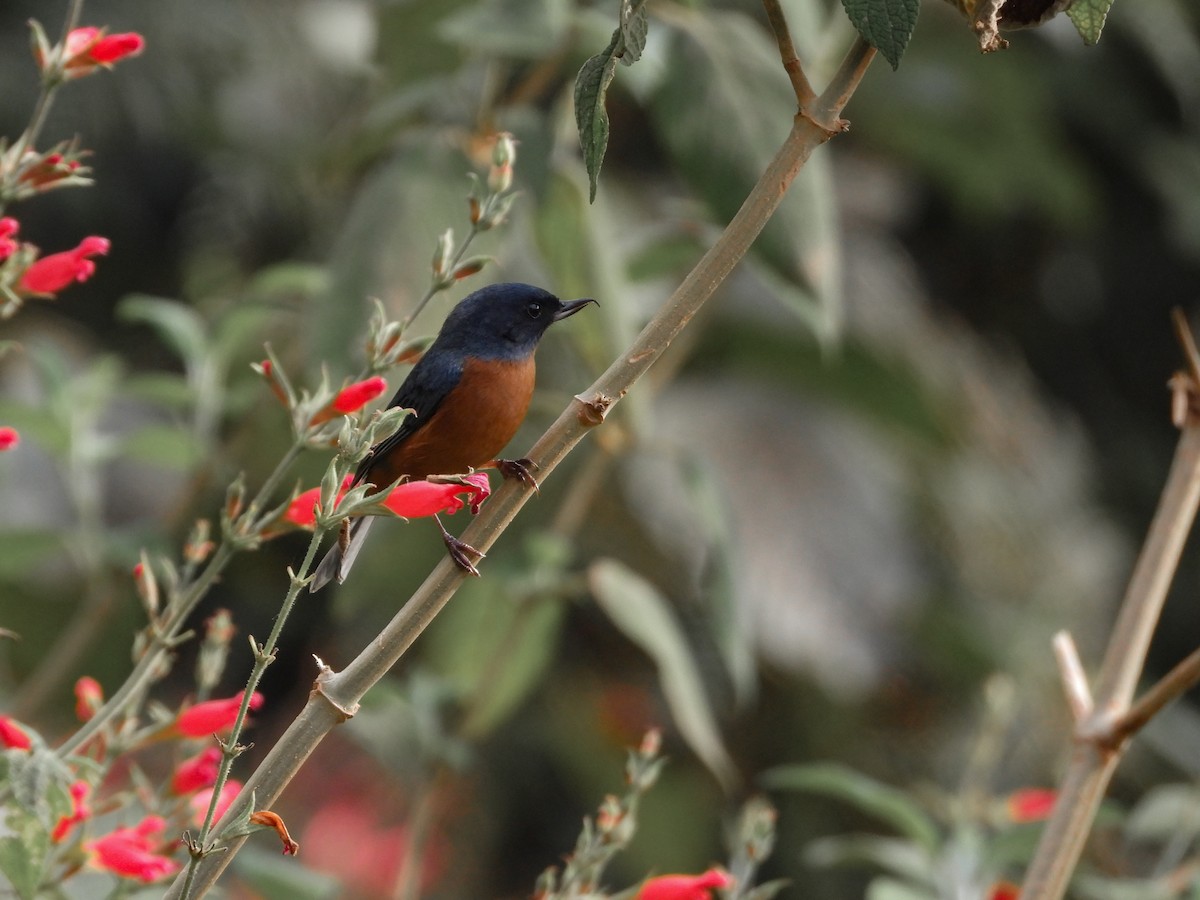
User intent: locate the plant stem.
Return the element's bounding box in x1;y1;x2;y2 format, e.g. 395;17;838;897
1023;420;1200;898
163;30;875;897
178;524;327;900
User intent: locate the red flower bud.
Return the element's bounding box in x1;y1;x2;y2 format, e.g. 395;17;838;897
52;781;91;842
58;27;145;74
74;676;104;722
86;816;179;883
331;376;387;413
636;868;734;900
1006;788;1056;823
0;427;19;451
173;691;264;738
0;715;32;750
172;746;222;795
0;218;18;260
18;236;109;295
380;473;491;518
285;475;354;529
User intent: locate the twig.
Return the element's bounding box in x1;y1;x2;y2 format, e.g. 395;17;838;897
762;0;817;109
1023;334;1200;898
162;14;876;896
1109;645;1200;745
1052;631;1093;724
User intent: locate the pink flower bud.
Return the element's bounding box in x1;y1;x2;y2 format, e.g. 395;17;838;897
18;236;110;295
1006;788;1056;822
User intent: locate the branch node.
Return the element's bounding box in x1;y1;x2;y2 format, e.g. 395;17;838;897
575;392;614;427
312;657;358;721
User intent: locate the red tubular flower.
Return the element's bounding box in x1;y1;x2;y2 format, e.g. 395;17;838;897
87;816;179;883
18;236;110;295
1006;788;1057;823
60;27;145;72
173;691;263;738
636;869;734;900
332;376;387;413
380;473;491;518
52;781;92;842
190;779;242;827
74;676;104;722
172;746;222;795
0;715;32;750
0;427;19;452
284;475;354;529
0;218;18;260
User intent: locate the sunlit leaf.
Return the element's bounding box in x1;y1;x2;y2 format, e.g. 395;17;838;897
588;558;737;790
760;762;940;851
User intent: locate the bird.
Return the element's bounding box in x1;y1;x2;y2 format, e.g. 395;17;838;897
309;282;595;592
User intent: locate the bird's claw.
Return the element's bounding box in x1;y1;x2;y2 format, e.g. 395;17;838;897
443;533;484;577
495;457;540;492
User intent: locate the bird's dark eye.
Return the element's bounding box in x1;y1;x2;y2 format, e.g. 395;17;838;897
526;301;542;319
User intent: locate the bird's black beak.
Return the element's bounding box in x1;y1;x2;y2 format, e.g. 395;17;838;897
553;297;597;321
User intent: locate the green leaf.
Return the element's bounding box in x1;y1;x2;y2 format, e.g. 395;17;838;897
574;33;620;204
804;834;935;882
0;814;49;900
118;295;208;371
439;0;570;58
124;372;195;410
120;424;203;470
1124;783;1200;842
840;0;919;69
619;0;649;66
1067;0;1113;45
588;558;737;790
232;845;341;900
760;762;940;851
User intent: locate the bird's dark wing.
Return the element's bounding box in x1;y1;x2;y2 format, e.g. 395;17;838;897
352;349;463;486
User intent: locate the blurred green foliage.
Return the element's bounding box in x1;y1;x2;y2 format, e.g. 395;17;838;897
1;0;1199;896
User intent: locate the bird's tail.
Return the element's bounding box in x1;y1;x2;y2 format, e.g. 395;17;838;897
309;516;376;592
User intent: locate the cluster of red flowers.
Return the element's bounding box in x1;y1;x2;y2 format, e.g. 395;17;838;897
0;681;265;883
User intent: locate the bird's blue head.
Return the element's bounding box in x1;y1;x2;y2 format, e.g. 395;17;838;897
437;282;595;360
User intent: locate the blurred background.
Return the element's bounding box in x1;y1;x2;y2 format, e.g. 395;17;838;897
2;0;1200;896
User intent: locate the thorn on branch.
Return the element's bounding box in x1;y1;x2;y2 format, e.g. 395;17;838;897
1053;631;1093;725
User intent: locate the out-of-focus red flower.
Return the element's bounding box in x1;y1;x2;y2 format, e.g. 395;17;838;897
636;868;734;900
988;881;1020;900
1006;788;1057;823
74;676;103;722
172;746;222;795
380;473;491;518
284;475;354;529
18;236;109;295
0;427;19;452
87;816;179;883
302;801;446;896
190;779;242;827
0;218;18;260
19;151;84;190
0;715;32;750
173;691;263;738
52;781;92;842
250;810;299;855
57;27;145;72
332;376;387;413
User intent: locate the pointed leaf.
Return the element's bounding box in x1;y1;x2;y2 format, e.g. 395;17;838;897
118;295;208;371
840;0;919;69
760;762;939;851
1067;0;1113;45
619;0;649;65
575;34;620;203
588;558;737;790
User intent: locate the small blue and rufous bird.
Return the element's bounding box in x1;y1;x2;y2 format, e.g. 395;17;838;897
309;282;595;591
